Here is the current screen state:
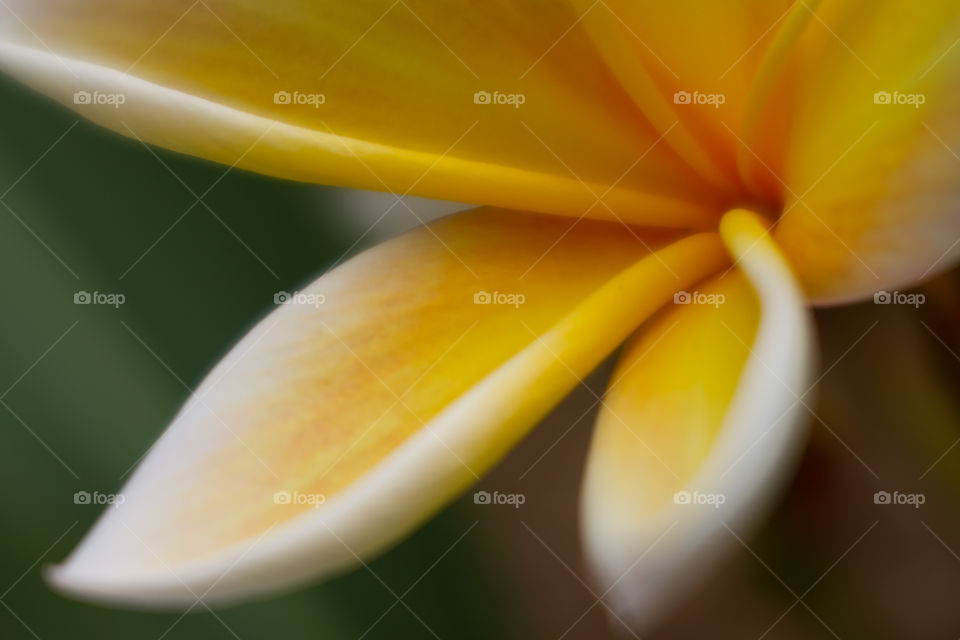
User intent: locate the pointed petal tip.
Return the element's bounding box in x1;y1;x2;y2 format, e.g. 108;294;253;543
43;526;330;611
583;509;744;633
44;558;195;611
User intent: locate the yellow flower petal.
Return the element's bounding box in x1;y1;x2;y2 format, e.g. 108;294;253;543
746;1;960;303
572;0;795;194
581;209;815;630
0;0;723;227
48;208;727;608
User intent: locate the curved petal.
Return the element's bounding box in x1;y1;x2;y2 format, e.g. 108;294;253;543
0;0;722;227
750;1;960;303
572;0;796;194
48;207;727;609
580;209;815;631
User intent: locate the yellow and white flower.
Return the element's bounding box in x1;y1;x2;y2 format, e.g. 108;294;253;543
2;0;958;630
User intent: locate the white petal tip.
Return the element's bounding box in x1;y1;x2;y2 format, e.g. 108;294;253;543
44;562;191;611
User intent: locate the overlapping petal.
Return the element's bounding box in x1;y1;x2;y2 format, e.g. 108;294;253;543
580;210;815;629
743;0;960;302
48;207;727;608
0;0;723;227
572;0;796;193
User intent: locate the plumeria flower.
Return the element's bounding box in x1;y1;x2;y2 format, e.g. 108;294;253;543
2;0;958;631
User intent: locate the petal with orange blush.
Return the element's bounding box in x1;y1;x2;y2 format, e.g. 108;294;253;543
47;207;727;608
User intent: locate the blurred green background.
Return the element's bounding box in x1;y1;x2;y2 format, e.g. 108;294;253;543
3;72;960;639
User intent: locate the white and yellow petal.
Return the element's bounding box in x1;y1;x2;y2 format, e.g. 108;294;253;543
741;1;960;302
48;207;727;608
581;209;815;630
0;0;723;227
